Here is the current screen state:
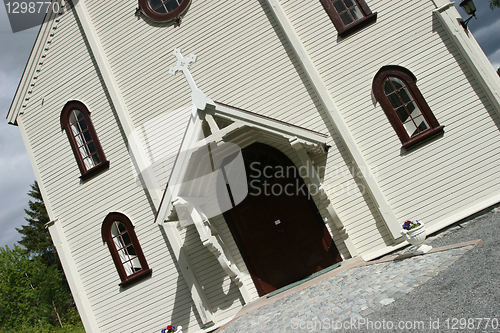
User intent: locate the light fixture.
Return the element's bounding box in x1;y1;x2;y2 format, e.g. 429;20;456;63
459;0;477;30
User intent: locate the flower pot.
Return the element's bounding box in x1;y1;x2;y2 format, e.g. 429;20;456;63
401;223;432;254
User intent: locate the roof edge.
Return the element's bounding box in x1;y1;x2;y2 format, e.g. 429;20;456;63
6;2;62;125
213;101;329;140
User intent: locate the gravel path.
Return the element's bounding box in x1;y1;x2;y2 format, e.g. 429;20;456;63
216;205;500;333
355;206;500;333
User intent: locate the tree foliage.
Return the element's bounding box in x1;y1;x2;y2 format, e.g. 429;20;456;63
15;182;57;267
490;0;500;10
0;181;83;331
0;246;68;330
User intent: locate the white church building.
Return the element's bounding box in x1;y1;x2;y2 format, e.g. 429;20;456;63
7;0;500;332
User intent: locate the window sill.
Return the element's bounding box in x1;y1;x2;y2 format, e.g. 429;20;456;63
402;125;445;151
338;12;377;38
119;268;153;287
80;161;110;181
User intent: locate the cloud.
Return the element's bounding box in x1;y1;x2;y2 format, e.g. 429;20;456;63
472;19;500;58
488;48;500;71
0;24;38;248
0;96;36;248
0;121;34;249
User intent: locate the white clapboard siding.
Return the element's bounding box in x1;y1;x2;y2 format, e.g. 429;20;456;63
17;4;207;332
133;104;193;191
84;0;329;134
13;0;500;331
179;225;244;321
319;143;392;255
273;0;397;255
281;0;500;258
87;0;372;320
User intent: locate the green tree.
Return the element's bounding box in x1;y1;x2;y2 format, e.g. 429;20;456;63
491;0;500;10
16;181;57;267
10;181;83;331
0;245;67;330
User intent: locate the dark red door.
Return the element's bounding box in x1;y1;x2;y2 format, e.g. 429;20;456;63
223;143;341;296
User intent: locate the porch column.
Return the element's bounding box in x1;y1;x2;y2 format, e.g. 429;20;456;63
290;137;358;257
173;198;253;304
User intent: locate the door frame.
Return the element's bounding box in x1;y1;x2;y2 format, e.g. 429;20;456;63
221;142;341;295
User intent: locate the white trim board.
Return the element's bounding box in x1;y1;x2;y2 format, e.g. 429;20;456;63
17;113;100;332
264;0;402;241
7;2;62;124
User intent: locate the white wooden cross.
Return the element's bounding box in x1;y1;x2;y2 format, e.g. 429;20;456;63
169;48;212;110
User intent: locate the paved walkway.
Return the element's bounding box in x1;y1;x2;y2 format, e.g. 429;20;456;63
215;241;478;332
213;205;500;333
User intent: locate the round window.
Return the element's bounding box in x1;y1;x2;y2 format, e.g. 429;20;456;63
138;0;191;22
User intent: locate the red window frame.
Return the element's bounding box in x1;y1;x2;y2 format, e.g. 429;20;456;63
101;212;152;287
60;101;109;180
319;0;377;37
372;66;444;150
138;0;191;22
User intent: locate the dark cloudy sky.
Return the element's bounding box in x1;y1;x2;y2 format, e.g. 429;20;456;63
1;2;499;248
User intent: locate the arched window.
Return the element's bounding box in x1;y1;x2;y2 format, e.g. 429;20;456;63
101;212;152;286
320;0;377;37
60;101;109;179
138;0;191;22
373;66;444;150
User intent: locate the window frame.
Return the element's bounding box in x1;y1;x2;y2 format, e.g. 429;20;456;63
138;0;191;22
101;212;152;287
372;66;444;150
319;0;377;37
60;101;109;180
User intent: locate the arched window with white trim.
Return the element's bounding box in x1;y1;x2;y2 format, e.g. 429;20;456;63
101;212;152;286
60;101;109;179
373;66;444;150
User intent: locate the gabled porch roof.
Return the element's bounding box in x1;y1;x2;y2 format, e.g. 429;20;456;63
153;101;330;225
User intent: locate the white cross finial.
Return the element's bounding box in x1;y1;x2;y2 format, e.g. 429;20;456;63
169;48;212;110
169;48;197;76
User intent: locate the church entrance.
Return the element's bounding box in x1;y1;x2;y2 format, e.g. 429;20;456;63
222;143;341;296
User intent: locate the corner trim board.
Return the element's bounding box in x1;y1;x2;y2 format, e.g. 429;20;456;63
432;4;500;119
264;0;402;241
17;114;100;332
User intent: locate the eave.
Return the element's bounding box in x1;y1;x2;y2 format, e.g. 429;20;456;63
6;5;61;125
153;101;330;225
